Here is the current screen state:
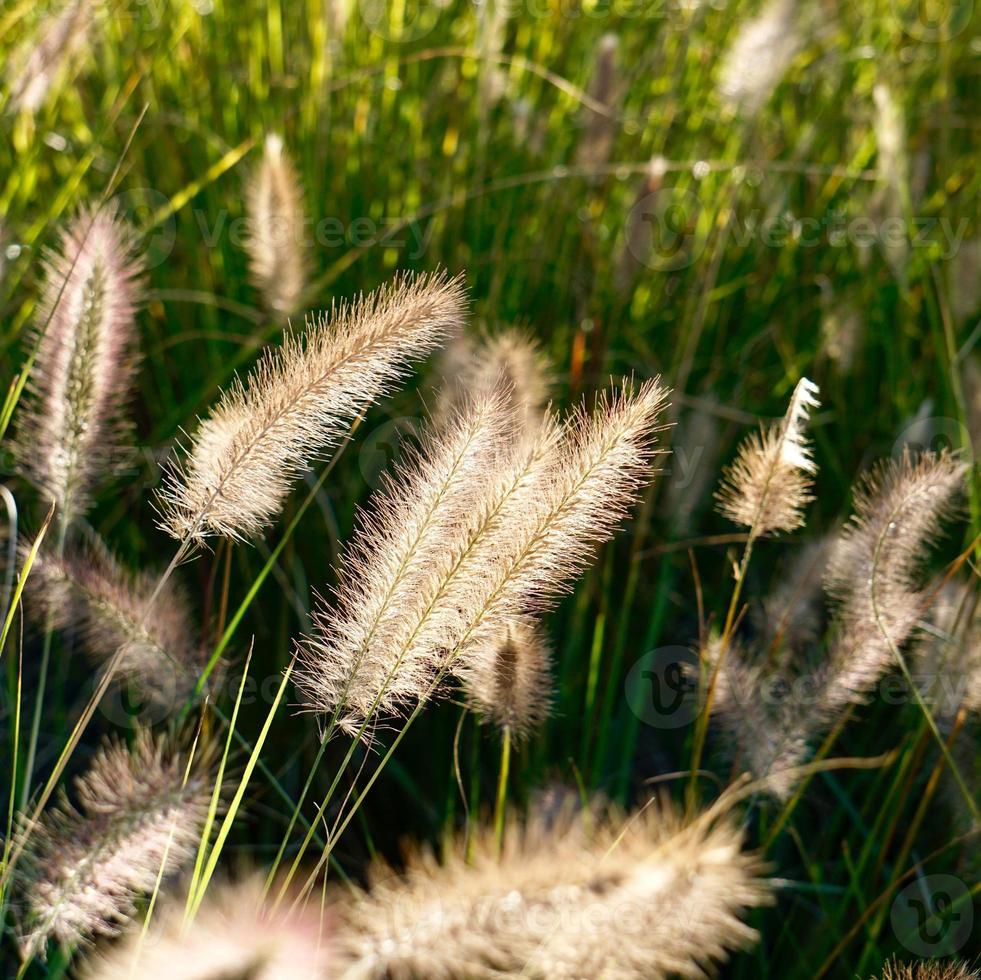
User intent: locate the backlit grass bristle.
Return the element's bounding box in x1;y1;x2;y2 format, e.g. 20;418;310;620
872;962;981;980
716;378;819;537
16;730;214;960
16;207;145;529
821;449;966;709
246;133;310;318
157;271;467;543
296;379;668;738
700;637;809;800
440;327;552;445
457;617;553;739
28;538;206;709
330;797;772;978
77;876;331;980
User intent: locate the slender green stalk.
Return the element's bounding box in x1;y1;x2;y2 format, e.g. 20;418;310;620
493;726;511;853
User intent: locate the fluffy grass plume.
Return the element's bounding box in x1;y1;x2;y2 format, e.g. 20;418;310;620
330;797;772;978
77;877;331;980
16;730;214;960
28;539;206;709
440;327;552;444
717;0;800;117
457;617;553;739
16;207;145;528
295;393;516;733
716;377;819;536
246;133;310;318
914;581;981;723
297;379;668;736
157;271;467;543
872;963;980;980
699;637;810;800
6;0;92;115
822;449;966;708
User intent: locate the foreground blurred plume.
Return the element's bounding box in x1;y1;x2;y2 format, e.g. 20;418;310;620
17;731;213;960
78;877;331;980
6;0;92;115
28;539;206;710
246;133;310;318
16;208;145;529
822;449;966;709
296;379;668;737
716;378;819;537
457;617;552;738
717;0;801;118
158;271;466;543
330;797;771;978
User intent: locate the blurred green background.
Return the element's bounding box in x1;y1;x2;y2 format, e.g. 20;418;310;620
1;0;979;974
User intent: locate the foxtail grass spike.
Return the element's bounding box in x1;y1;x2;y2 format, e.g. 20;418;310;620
77;876;332;980
717;0;800;118
28;538;206;710
872;962;981;980
330;797;772;978
16;207;145;529
6;0;92;115
439;327;552;446
295;392;516;733
457;616;552;738
246;133;310;318
16;730;214;960
157;271;467;543
716;377;819;537
297;379;668;737
822;449;967;708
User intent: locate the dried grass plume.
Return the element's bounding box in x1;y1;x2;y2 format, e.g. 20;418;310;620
716;377;819;536
77;876;331;980
17;207;145;528
158;271;467;543
246;133;310;318
17;731;213;960
330;797;772;978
